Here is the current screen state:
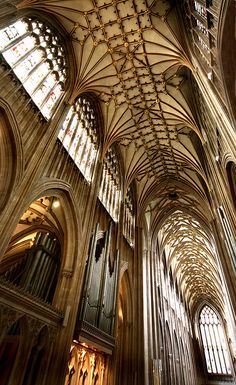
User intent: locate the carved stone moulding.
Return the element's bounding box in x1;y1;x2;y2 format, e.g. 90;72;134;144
76;321;115;355
0;279;63;326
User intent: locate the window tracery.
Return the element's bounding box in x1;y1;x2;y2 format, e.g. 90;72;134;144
0;18;67;119
98;148;121;222
58;95;98;182
199;305;232;375
183;0;223;95
194;1;207;18
123;187;135;246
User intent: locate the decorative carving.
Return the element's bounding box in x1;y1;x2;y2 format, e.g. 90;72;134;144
62;269;73;279
0;305;22;335
65;342;106;385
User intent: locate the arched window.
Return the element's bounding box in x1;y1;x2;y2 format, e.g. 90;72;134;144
58;95;98;182
98;147;121;221
123;187;135;246
194;1;207;18
199;305;232;375
0;18;67;119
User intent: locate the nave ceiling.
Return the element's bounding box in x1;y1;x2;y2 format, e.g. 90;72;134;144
15;0;222;311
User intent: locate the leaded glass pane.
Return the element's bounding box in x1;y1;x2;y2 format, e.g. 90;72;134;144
3;35;35;65
58;95;99;182
98;147;121;221
0;18;67;119
0;20;27;50
14;50;43;81
199;306;232;375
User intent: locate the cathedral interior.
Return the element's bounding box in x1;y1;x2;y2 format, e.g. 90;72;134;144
0;0;236;384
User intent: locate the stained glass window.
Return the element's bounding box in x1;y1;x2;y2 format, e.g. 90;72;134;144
196;19;208;36
98;148;120;221
199;306;232;375
194;1;207;18
0;18;67;119
58;95;98;182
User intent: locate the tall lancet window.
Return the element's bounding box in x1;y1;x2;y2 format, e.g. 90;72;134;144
58;95;98;182
0;18;67;119
123;187;135;246
199;306;232;375
98;148;120;222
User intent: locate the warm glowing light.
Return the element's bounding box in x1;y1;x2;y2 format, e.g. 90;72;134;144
53;199;60;208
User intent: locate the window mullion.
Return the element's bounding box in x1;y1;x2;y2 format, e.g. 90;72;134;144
209;323;222;373
17;54;47;84
213;323;227;374
39;78;59;109
10;44;37;72
61;110;77;144
75;129;87;169
79;131;91;174
1;31;29;53
67;116;79;154
207;321;219;373
203;323;215;372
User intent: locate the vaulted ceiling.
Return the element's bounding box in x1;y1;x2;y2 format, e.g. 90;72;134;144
16;0;223;310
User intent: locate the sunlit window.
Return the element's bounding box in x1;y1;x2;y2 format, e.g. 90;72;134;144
196;19;208;36
194;1;207;18
199;306;232;375
123;187;135;246
0;18;67;119
98;148;120;221
58;95;98;182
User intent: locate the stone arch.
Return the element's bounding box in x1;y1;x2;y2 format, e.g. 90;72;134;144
0;181;82;308
0;101;23;212
3;179;82;270
115;269;133;385
226;161;236;210
21;325;50;385
0;316;29;385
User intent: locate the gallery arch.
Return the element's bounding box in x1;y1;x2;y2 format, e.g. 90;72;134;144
0;196;63;304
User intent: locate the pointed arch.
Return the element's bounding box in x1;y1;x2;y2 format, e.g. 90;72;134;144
115;269;133;385
197;304;233;376
0;102;23;212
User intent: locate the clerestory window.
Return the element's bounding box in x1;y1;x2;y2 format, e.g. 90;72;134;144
0;18;67;119
58;95;99;182
98;147;121;221
199;305;232;375
194;1;207;18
